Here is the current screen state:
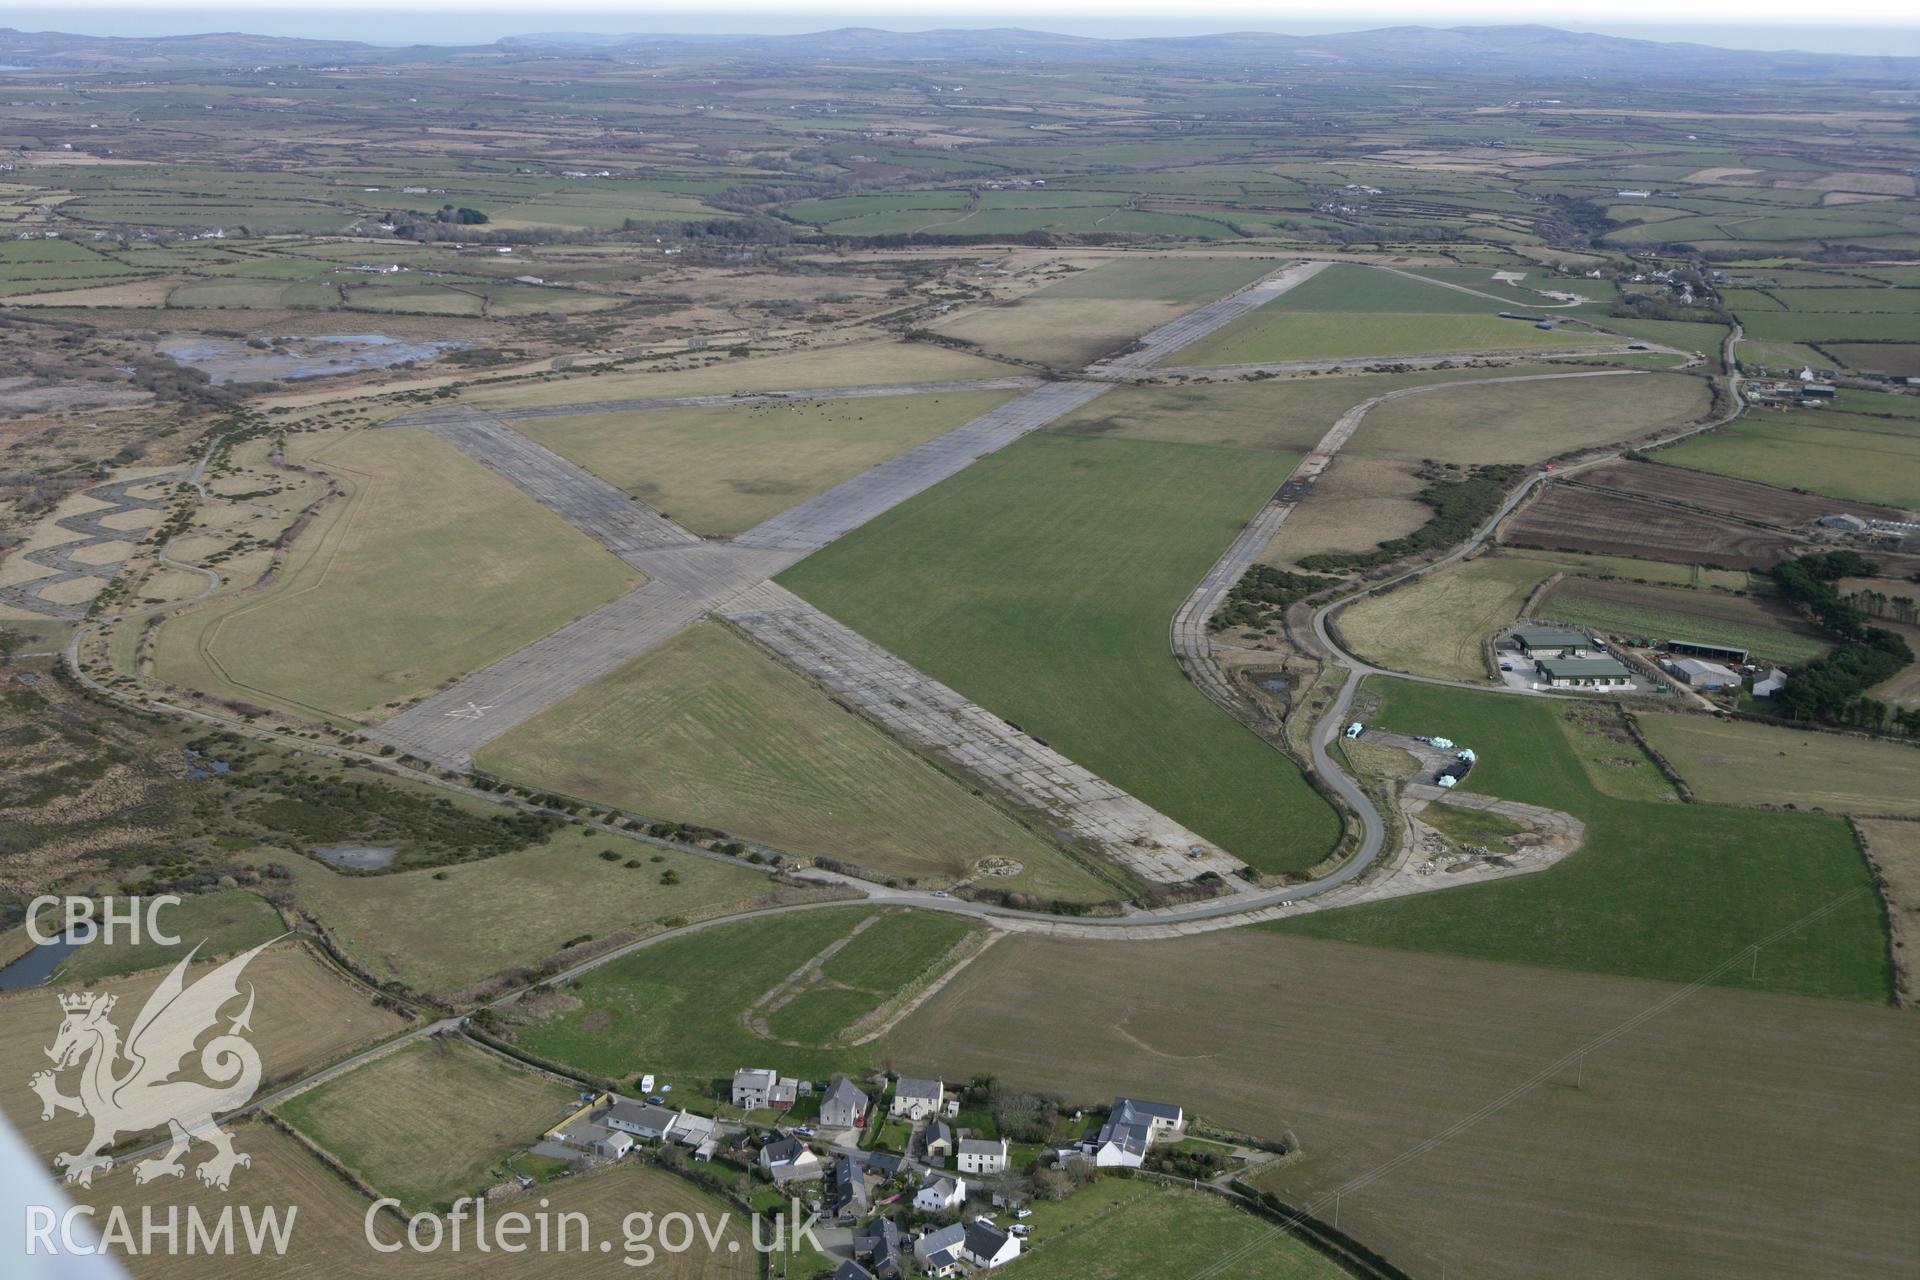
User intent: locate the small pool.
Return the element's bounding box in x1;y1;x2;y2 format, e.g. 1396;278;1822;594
313;844;397;871
0;928;92;990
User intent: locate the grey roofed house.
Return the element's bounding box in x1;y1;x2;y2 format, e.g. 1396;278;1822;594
913;1222;967;1271
891;1076;943;1118
923;1119;954;1155
832;1262;876;1280
867;1151;906;1179
854;1217;906;1279
821;1075;871;1128
732;1067;779;1108
1109;1097;1183;1130
603;1099;678;1139
963;1218;1020;1268
828;1152;871;1219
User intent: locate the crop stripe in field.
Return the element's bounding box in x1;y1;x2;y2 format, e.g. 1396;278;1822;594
1184;883;1873;1280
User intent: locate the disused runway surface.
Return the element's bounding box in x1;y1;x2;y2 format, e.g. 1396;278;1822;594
366;260;1326;827
418;410;701;562
732;379;1113;552
720;581;1248;884
1091;259;1331;371
450;377;1043;421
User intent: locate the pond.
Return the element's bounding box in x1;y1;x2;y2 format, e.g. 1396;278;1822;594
157;333;470;384
0;928;92;990
312;843;397;871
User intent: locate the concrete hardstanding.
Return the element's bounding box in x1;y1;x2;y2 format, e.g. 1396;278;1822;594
720;581;1247;884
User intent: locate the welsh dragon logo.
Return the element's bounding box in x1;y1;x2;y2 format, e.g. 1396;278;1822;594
30;939;274;1190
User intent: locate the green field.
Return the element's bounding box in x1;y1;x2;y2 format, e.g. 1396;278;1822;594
1270;679;1891;1002
780;432;1341;874
38;890;286;984
764;910;978;1043
269;822;795;998
275;1037;576;1212
1355;372;1710;462
512;906;893;1081
1538;577;1830;664
1635;713;1920;817
929;255;1280;367
1336;553;1556;681
1652;414;1920;509
521;389;1019;537
1169;310;1608;366
474;623;1104;898
152;428;638;721
1261;263;1506;314
1014;1180;1344;1280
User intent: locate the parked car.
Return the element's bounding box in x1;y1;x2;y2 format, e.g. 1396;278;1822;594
1013;1209;1033;1220
647;1095;666;1105
1010;1225;1032;1237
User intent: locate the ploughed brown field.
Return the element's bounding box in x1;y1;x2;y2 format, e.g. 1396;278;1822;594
1504;483;1802;570
1578;460;1910;526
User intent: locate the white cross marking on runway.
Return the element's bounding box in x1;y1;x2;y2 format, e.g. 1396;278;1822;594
445;702;495;720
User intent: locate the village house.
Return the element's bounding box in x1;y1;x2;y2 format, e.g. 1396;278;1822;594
828;1152;871;1220
760;1133;823;1185
963;1219;1022;1269
734;1067;800;1110
821;1075;871;1129
891;1076;943;1121
923;1120;954;1160
956;1136;1009;1176
913;1223;968;1277
1084;1097;1184;1168
853;1216;906;1278
914;1171;967;1213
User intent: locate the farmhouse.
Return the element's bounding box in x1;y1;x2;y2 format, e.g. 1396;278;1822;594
604;1100;679;1140
957;1135;1010;1175
892;1076;944;1120
821;1075;871;1129
914;1172;967;1213
1084;1096;1185;1168
1534;656;1634;689
1512;627;1597;659
1665;657;1743;691
913;1223;968;1276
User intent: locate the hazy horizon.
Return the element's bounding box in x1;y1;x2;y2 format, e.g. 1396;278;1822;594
5;10;1918;57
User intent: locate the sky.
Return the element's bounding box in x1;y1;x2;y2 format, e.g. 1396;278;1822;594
7;5;1919;56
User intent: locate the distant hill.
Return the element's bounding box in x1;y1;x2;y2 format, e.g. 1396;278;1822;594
2;22;1915;78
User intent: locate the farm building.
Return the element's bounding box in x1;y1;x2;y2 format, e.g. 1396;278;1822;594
1819;513;1869;532
1665;657;1742;690
1534;656;1634;689
1669;640;1748;664
1753;668;1788;698
1512;627;1597;659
